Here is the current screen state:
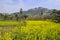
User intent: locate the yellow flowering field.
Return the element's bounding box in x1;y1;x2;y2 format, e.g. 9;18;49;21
0;20;60;40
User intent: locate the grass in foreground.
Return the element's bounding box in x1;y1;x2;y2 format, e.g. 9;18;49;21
0;20;60;40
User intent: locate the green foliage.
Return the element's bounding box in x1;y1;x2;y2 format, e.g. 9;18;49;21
50;9;60;23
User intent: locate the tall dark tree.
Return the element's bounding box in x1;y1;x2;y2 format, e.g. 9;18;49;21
20;8;25;21
20;8;28;20
20;8;23;15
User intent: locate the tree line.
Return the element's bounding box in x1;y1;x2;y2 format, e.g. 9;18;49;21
0;8;28;21
0;9;60;23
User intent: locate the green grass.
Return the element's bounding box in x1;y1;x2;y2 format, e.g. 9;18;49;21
0;20;60;40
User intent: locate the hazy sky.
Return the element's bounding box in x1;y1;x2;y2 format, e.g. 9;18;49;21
0;0;60;13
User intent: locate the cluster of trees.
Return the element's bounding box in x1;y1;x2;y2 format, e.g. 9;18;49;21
50;9;60;22
0;8;28;21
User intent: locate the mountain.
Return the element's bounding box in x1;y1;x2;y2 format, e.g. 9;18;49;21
23;7;51;15
12;7;52;20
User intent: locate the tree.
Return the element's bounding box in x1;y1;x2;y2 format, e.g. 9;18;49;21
20;8;23;15
19;8;23;21
51;9;60;23
0;13;4;20
4;14;8;20
14;13;19;21
41;10;43;15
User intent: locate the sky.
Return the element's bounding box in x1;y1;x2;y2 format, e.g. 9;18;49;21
0;0;60;13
